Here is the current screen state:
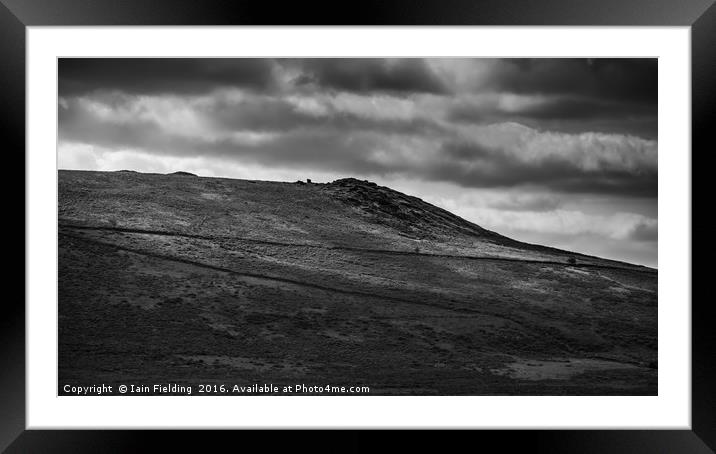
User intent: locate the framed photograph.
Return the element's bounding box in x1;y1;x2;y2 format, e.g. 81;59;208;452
7;0;713;451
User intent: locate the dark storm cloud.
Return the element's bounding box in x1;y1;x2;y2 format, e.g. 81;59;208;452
58;58;277;96
449;101;657;139
435;141;657;197
483;58;657;105
448;97;652;124
506;97;654;121
446;58;659;139
448;94;657;139
288;59;448;95
59;58;449;98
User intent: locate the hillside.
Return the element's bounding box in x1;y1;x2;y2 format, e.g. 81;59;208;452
58;170;657;395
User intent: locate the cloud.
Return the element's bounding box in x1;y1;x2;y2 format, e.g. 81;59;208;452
59;58;658;139
59;58;451;99
628;218;658;242
488;193;563;212
204;91;449;136
432;126;657;196
286;58;449;95
59;58;278;96
448;93;657;139
504;97;654;121
450;94;656;125
439;59;658;139
481;58;657;105
58;92;657;197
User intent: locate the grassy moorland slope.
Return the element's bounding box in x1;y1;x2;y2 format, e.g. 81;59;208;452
58;170;657;395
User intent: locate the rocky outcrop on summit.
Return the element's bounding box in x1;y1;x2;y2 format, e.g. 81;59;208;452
323;178;500;239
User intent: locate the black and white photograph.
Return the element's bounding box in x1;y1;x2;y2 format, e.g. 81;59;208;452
57;57;658;396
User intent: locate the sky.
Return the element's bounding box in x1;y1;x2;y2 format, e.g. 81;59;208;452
58;58;658;267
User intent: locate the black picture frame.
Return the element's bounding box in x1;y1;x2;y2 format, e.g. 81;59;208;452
5;0;713;452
